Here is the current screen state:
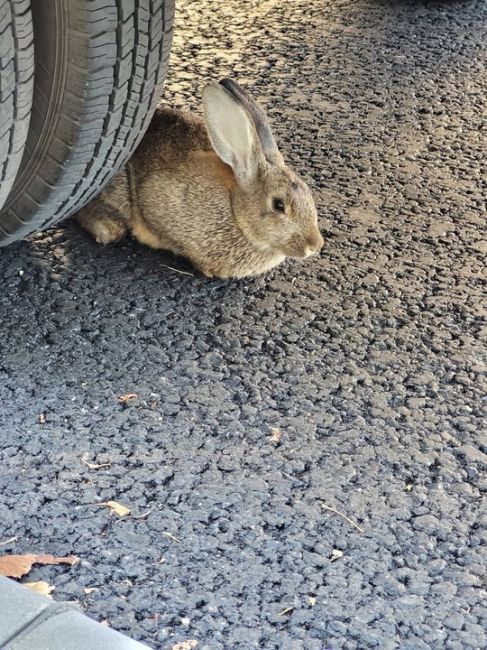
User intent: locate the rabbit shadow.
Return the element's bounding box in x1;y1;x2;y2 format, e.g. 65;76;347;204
1;218;311;435
1;219;274;348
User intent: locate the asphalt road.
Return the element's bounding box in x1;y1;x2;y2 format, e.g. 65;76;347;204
1;1;486;649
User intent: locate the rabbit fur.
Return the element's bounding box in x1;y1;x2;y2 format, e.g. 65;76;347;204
74;79;324;279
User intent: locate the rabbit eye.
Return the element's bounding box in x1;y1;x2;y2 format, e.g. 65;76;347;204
272;198;285;213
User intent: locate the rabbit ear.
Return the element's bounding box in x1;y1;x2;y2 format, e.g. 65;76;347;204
202;82;263;185
219;79;282;164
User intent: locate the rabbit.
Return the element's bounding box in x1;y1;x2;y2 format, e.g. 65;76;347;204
74;78;324;279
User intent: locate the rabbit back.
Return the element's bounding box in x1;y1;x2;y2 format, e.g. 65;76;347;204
132;106;212;173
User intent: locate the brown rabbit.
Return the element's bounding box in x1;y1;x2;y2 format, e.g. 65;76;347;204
74;79;324;278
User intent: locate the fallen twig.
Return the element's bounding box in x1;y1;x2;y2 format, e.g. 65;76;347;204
0;536;17;547
160;264;194;277
320;502;364;533
80;457;111;470
131;509;154;520
277;606;294;616
113;509;154;525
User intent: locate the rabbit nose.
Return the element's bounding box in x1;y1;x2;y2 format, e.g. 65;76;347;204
304;232;324;256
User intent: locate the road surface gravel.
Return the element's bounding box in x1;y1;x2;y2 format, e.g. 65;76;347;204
0;1;485;649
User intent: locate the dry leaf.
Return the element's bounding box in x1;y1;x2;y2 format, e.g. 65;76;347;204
172;641;198;650
330;549;344;562
118;393;138;404
268;427;282;444
34;553;79;567
405;484;413;492
84;587;98;595
308;596;316;607
37;413;46;424
80;457;111;470
0;553;79;579
24;581;55;597
102;501;131;517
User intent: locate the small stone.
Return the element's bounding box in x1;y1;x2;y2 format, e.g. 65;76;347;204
361;273;380;286
396;595;424;607
427;559;446;575
444;612;464;630
412;514;441;533
431;582;457;597
458;445;487;466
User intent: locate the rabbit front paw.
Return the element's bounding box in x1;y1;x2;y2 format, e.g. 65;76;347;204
76;207;127;245
91;218;127;245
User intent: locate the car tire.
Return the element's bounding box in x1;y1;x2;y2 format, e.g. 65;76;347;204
0;0;174;245
0;0;34;211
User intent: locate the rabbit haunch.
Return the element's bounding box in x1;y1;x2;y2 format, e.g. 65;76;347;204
74;79;323;279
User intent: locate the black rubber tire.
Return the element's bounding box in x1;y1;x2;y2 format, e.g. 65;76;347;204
0;0;34;211
0;0;174;245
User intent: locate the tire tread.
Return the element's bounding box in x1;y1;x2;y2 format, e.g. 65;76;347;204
0;0;174;244
0;0;34;210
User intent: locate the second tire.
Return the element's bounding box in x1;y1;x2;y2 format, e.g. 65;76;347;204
0;0;175;245
0;0;34;211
